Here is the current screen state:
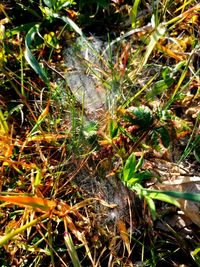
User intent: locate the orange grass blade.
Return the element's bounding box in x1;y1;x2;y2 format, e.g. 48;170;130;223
117;219;131;255
0;195;56;212
156;42;186;61
37;100;50;122
0;156;37;170
26;133;71;142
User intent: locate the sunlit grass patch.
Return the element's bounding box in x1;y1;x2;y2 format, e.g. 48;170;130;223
0;0;200;266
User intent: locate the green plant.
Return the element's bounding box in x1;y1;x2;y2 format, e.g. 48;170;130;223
121;152;152;187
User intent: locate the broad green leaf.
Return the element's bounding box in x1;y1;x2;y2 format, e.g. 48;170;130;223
55;0;71;10
162;66;170;80
146;78;174;100
147;192;180;207
123;153;136;182
156;78;174;90
43;0;71;11
127;171;153;187
43;0;55;8
125;105;153;129
155;126;171;148
134;171;153;181
127;177;139;187
25;24;49;84
135;153;144;172
109;119;118;139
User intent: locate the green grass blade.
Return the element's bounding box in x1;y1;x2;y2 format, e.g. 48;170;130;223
123;153;136;182
142;23;166;67
52;13;83;36
64;231;81;267
146;189;200;204
130;0;141;28
0;214;48;246
6;23;36;37
122;73;158;108
146;196;156;220
147;192;180;207
178;113;200;163
25;24;49;84
133;184;180;207
0;108;9;134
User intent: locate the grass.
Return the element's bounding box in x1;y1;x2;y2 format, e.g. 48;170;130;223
0;0;200;266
